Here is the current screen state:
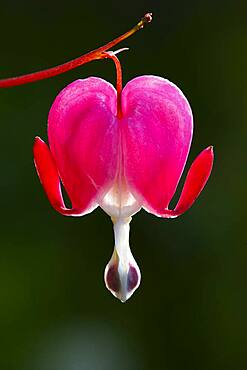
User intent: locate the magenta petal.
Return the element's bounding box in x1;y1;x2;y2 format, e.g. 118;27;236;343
33;137;88;215
48;77;119;213
162;146;214;218
121;75;193;215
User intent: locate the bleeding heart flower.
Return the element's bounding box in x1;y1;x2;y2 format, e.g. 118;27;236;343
0;13;213;302
33;51;214;301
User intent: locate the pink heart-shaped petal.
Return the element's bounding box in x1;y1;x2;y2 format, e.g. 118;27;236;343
121;75;193;215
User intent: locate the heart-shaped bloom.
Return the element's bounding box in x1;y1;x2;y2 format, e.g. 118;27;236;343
33;75;213;302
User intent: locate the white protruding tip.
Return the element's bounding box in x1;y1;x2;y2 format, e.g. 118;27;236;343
104;217;141;302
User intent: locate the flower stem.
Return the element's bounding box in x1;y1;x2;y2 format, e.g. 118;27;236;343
0;13;152;88
102;51;124;119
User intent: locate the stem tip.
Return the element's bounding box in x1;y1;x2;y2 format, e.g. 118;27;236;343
143;13;153;24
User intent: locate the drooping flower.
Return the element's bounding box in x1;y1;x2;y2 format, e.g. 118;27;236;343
33;51;214;301
0;12;213;302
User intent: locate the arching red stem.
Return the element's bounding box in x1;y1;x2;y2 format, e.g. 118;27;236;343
0;13;152;88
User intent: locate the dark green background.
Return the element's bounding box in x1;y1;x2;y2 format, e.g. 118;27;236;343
0;0;246;369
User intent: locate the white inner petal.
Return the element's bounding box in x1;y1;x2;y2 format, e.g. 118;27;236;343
99;132;142;301
104;217;141;302
99;181;141;218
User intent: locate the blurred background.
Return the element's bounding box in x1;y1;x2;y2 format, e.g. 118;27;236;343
0;0;246;369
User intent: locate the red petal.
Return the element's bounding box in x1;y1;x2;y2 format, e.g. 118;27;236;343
161;146;214;218
33;137;94;216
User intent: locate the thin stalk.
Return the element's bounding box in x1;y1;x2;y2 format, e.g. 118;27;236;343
102;51;123;119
